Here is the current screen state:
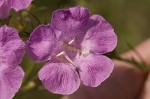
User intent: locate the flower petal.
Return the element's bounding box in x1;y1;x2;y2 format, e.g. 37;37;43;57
38;63;80;95
0;0;4;7
6;0;32;11
0;25;25;66
27;25;57;62
75;54;114;87
0;3;10;19
81;15;117;54
0;65;24;99
51;6;90;41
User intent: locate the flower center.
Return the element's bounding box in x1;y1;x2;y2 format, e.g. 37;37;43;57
62;43;90;55
63;43;82;53
54;39;90;66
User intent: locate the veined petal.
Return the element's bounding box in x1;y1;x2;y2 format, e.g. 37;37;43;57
6;0;32;11
51;6;90;41
0;25;25;66
0;3;10;19
0;0;4;7
81;15;117;54
0;65;24;99
0;25;21;41
38;63;80;95
75;54;114;87
27;25;57;62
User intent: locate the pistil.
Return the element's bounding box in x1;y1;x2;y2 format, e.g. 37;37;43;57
63;43;90;55
56;51;77;67
63;43;82;54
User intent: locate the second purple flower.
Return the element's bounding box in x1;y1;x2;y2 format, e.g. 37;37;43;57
0;25;25;99
0;0;32;19
27;6;117;95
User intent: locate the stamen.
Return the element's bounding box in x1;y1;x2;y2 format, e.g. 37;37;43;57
81;50;90;56
53;51;68;63
63;52;77;67
56;51;77;67
55;55;69;63
68;38;75;45
63;43;90;55
56;51;65;57
64;53;82;72
63;43;82;53
54;38;90;68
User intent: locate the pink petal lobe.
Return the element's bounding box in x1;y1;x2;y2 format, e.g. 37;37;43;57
38;63;80;95
0;65;24;99
51;6;90;41
0;3;10;19
0;25;25;66
81;15;117;54
0;0;4;7
75;54;114;87
6;0;32;11
27;25;57;62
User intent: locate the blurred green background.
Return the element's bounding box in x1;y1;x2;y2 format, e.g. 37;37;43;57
12;0;150;98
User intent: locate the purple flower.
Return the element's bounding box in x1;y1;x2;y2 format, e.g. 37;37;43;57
0;25;25;99
0;0;32;19
27;7;117;95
